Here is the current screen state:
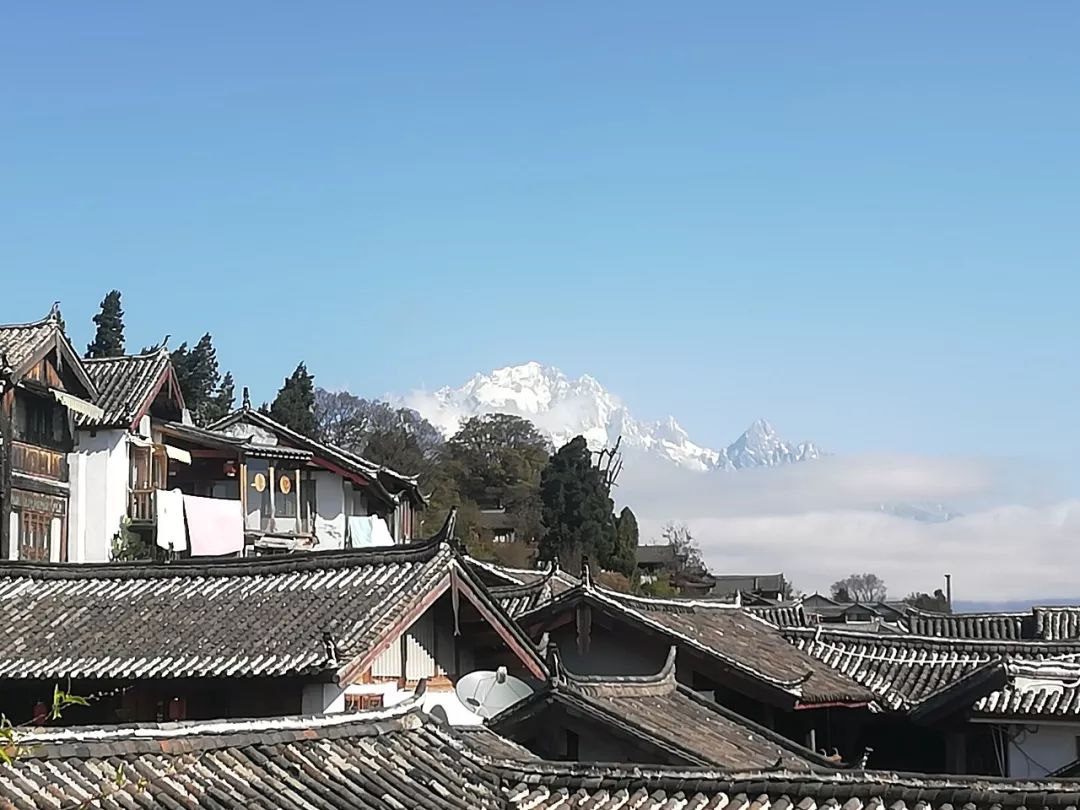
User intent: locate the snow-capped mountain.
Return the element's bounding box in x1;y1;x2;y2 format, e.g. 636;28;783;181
401;362;823;473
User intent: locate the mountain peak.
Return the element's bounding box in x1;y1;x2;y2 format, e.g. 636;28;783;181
739;418;777;445
402;363;824;473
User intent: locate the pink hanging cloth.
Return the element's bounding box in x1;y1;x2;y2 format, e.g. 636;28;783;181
182;495;245;557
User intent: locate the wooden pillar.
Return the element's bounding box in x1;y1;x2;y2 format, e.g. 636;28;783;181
575;603;592;656
267;464;276;530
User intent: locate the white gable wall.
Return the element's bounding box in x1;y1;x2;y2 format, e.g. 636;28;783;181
69;429;129;562
313;470;347;549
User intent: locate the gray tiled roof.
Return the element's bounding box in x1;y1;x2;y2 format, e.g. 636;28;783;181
492;648;833;771
10;700;1080;809
488;566;581;618
906;607;1031;639
746;603;811;628
501;765;1080;810
594;589;875;706
80;348;174;428
3;703;507;809
709;573;787;596
0;539;455;681
0;315;56;372
898;606;1080;641
788;626;1080;718
636;544;680;566
0;309;98;397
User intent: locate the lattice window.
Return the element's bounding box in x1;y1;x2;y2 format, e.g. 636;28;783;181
18;511;51;561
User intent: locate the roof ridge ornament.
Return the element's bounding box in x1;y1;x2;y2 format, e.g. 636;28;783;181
241;386;252;410
546;640;563;682
430;507;458;549
581;556;592;589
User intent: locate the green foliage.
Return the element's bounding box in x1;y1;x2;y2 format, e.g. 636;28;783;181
86;290;125;358
610;506;639;577
111;517;153;561
831;573;888;603
0;684;90;765
640;572;679;597
171;333;234;426
269;362;318;437
430;414;550;548
314;389;443;480
538;436;617;574
445;414;550;508
905;589;951;613
203;370;235;424
50;684;89;720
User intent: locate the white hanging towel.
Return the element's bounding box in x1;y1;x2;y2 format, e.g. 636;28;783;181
183;495;245;557
155;489;187;552
346;515;373;547
370;516;395;547
346;516;395;548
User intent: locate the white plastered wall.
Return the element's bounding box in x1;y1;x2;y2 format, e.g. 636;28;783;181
69;429;129;562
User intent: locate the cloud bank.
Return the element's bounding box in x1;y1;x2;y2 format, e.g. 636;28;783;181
619;452;1078;601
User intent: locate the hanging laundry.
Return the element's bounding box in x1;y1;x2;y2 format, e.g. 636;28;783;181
183;495;244;557
155;489;187;552
370;516;395;547
345;516;395;548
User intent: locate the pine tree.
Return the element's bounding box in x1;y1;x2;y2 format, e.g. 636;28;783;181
85;290;126;358
611;506;639;577
202;371;236;424
171;333;221;425
538;436;617;575
269;362;318;437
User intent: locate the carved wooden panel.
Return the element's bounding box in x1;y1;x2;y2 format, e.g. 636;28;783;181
11;441;68;482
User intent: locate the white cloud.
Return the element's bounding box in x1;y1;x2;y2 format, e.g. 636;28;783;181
619;453;1078;600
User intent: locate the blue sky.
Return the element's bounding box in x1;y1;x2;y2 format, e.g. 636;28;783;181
4;3;1079;475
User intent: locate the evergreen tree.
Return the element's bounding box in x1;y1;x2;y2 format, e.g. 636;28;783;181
202;371;236;424
611;506;639;577
171;333;221;425
85;290;126;358
269;362;318;437
538;436;616;575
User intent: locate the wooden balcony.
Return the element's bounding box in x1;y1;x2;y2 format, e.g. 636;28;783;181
11;441;68;482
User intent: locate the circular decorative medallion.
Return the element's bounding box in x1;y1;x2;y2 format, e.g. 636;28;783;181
279;474;292;494
252;473;267;493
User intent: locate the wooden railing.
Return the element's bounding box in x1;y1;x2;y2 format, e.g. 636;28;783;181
11;441;68;482
129;488;156;523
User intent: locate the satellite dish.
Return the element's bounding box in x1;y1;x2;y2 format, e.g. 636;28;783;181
455;667;534;718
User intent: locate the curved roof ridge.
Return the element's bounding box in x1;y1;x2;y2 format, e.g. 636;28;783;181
82;345;170;363
488;563;559;597
0;308;62;330
558;646;678;698
788;625;1074;646
591;584;741;610
25;692;429;746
